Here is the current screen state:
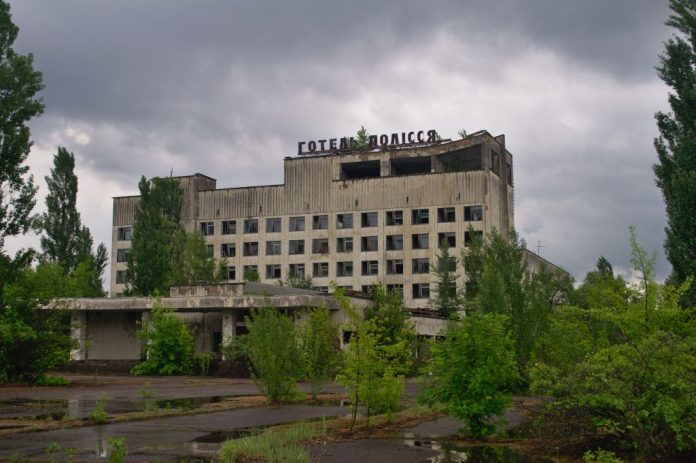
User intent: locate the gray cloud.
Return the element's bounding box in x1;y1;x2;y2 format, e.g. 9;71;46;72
5;0;675;284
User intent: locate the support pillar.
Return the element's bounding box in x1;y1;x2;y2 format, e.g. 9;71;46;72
70;312;87;361
221;310;239;359
141;311;151;359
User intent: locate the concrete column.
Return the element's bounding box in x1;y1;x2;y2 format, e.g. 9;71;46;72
221;310;239;359
70;312;87;361
141;311;151;359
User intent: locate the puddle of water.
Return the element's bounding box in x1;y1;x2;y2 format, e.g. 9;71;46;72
403;435;552;463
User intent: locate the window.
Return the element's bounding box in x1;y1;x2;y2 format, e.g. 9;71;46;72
465;230;483;245
361;285;375;294
386;210;403;226
438;256;457;272
222;220;236;235
386;235;403;251
437;207;456;223
412;233;429;249
412;258;430;274
289;216;305;232
243;265;258;280
386;284;403;295
221;243;236;257
412;208;429;224
312;214;329;230
312;238;329;254
337;261;353;277
244;219;258;234
289;239;305;255
266;264;281;279
361;236;378;252
337;237;353;253
438;232;456;248
115;270;126;284
206;245;214;257
413;283;430;299
200;221;214;236
361;212;378;227
116;248;130;263
313;286;329;293
266;241;281;256
386;259;404;275
227;266;236;281
117;227;132;241
464;205;483;221
336;213;353;229
288;263;305;278
243;241;258;256
313;262;329;278
361;260;378;276
266;217;282;233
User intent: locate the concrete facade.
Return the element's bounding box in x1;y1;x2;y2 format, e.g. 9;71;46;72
110;130;514;308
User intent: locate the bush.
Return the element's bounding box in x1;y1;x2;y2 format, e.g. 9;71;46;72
583;449;623;463
132;300;195;376
89;397;108;424
299;307;340;399
36;375;70;386
219;423;319;463
246;307;302;402
420;313;518;438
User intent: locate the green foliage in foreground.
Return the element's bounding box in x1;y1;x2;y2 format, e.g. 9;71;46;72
583;449;623;463
299;307;340;399
35;375;70;387
420;313;518;438
246;307;302;402
218;423;320;463
132;300;195;376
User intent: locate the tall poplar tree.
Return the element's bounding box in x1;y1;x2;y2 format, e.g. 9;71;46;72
0;0;44;253
654;0;696;306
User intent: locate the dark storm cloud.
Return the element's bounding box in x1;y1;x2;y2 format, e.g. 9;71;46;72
5;0;675;283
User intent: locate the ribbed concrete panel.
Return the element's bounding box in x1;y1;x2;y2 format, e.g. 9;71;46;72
113;197;139;226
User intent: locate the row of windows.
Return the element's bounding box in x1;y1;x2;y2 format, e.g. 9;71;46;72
199;231;482;258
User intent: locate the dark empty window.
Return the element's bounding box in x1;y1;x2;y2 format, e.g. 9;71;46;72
117;227;132;241
337;237;353;253
288;263;305;278
337;213;353;229
464;205;483;221
222;220;236;235
116;248;130;263
115;270;126;284
337;261;353;277
227;266;236;280
412;233;429;249
266;241;281;256
221;243;236;257
361;260;378;276
386;210;403;226
266;264;281;279
313;214;329;230
200;222;214;236
386;284;403;295
289;239;305;255
412;209;429;224
436;144;483;172
361;212;378;227
412;258;429;274
386;259;404;275
390;156;431;175
437;207;456;223
243;242;258;256
266;217;282;233
438;232;456;248
313;262;329;278
244;219;258;234
289;216;305;232
312;238;329;254
361;236;378;252
412;283;430;299
386;235;403;251
341;160;380;180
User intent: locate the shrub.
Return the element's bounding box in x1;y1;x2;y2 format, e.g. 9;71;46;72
89;397;108;424
132;299;194;376
299;307;340;399
36;375;70;386
107;437;126;463
218;423;319;463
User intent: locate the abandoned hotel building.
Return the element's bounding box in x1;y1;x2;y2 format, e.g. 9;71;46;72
67;129;553;362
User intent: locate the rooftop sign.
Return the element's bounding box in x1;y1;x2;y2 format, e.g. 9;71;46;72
298;129;439;156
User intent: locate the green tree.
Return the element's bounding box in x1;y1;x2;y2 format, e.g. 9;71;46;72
243;266;260;282
132;300;194;376
654;0;696;306
168;229;216;286
285;267;312;289
299;307;340;399
570;256;629;311
0;0;44;252
353;126;370;151
126;176;183;295
420;313;518;438
432;242;461;318
462;224;486;302
246;307;302;402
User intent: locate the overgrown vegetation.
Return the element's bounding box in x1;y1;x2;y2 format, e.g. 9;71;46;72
218;423;320;463
132;300;195;376
299;307;340;399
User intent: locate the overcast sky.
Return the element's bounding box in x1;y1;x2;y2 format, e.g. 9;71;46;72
5;0;676;286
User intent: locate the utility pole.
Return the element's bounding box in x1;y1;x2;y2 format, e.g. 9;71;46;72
536;240;545;255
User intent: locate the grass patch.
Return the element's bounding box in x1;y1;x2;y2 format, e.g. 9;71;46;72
218;422;322;463
35;376;70;387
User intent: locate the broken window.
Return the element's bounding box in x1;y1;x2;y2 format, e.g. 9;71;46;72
465;230;484;246
438;232;456;248
340;160;380;180
312;238;329;254
115;270;126;284
337;261;353;277
265;241;281;256
337;237;353;253
361;212;378;227
386;210;403;226
412;283;430;299
289;239;305;255
116;248;130;263
412;258;430;274
390;156;431;176
288;263;305;278
243;242;258;256
313;262;329;278
386;284;404;295
227;266;236;281
464;205;483;221
265;264;281;279
289;216;305;232
200;221;214;236
361;260;378;276
243;219;258;234
386;235;403;251
117;226;132;241
336;213;353;229
412;233;429;250
386;259;404;275
361;236;378;252
313;214;329;230
266;217;282;233
437;207;456;223
412;209;429;225
221;243;236;257
435;144;483;172
222;220;236;235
